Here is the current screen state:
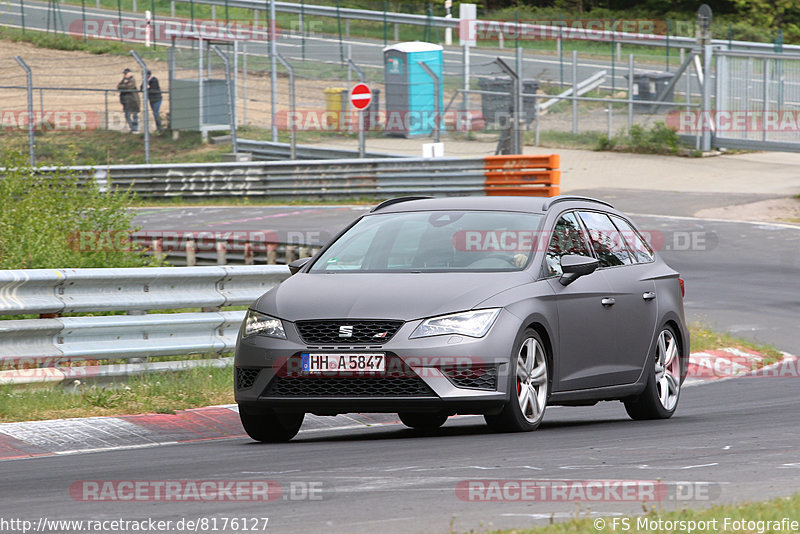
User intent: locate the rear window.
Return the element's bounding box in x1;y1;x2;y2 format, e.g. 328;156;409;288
609;215;655;264
578;211;633;268
309;210;544;273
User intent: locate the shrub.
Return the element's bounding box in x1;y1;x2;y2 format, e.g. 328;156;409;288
0;150;156;269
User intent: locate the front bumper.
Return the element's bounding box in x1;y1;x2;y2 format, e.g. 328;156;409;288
234;310;523;415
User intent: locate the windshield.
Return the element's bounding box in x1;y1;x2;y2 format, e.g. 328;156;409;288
309;210;544;273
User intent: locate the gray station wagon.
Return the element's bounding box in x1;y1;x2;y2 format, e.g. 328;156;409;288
234;196;689;442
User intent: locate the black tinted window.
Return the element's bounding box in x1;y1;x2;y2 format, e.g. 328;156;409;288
578;211;633;268
544;212;592;277
609;215;654;264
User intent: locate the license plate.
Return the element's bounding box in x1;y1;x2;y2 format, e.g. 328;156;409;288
301;353;385;373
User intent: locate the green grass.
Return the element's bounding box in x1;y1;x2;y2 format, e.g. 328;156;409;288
0;128;227;166
595;122;682;155
0;364;234;422
524;130;606;150
689;323;784;362
0;25;166;59
485;493;800;533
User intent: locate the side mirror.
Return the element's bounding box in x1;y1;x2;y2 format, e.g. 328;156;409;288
288;257;311;275
559;254;599;286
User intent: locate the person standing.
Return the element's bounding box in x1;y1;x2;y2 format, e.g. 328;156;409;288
117;68;140;133
141;70;163;132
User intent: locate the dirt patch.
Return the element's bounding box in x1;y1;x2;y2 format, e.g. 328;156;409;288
1;40;387;133
694;197;800;225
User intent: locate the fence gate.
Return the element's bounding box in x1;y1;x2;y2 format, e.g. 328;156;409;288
713;50;800;152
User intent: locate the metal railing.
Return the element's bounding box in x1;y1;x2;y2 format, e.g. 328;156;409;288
33;157;489;198
236;139;408;161
0;266;290;367
173;0;800;53
25;154;559;198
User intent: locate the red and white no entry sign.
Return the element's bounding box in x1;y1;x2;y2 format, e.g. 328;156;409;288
350;83;372;110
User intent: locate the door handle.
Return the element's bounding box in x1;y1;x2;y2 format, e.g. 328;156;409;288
643;291;656;301
601;297;616;307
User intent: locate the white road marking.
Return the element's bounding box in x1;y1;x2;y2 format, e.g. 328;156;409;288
628;212;800;230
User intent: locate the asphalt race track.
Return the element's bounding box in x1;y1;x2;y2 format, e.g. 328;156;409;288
2;378;799;533
1;193;797;533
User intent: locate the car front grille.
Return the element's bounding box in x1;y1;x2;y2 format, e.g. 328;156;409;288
441;365;498;391
295;320;403;344
264;376;435;397
262;354;435;397
236;367;260;390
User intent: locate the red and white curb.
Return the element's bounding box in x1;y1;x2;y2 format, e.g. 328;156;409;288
685;348;798;385
0;407;402;461
0;348;795;461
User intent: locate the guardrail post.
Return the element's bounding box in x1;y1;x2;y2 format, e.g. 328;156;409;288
298;246;309;259
244;243;255;265
266;244;277;265
152;238;164;263
186;239;197;266
285;246;296;263
14;56;35;166
131;50;151;164
216;241;228;265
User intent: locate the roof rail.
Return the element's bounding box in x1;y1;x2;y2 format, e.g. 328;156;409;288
542;195;614;211
370;196;432;212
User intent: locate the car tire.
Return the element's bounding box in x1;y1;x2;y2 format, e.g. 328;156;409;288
398;412;448;431
485;328;549;433
624;325;681;420
239;407;304;443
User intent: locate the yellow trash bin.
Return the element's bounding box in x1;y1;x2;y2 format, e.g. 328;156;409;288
323;87;349;131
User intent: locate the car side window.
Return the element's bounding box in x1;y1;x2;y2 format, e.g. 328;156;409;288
609;215;655;264
578;211;633;268
543;211;593;277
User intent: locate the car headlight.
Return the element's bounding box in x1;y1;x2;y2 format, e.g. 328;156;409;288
243;310;287;339
409;308;501;339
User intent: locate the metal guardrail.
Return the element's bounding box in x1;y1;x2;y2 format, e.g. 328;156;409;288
131;233;323;266
30;155;559;199
176;0;800;53
236;139;409;161
0;266;288;315
0;266;291;367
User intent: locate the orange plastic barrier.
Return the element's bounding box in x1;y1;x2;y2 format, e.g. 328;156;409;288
483;154;561;197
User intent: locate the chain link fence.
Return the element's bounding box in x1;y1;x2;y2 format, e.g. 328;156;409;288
5;0;800;160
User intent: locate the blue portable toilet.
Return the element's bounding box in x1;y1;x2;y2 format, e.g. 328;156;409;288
383;42;444;137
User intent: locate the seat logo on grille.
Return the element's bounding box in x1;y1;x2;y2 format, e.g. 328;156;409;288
338;325;354;338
